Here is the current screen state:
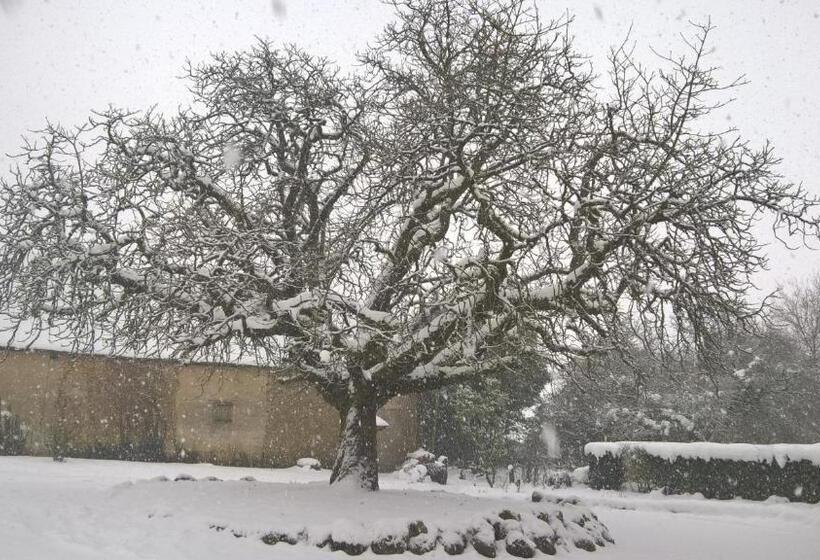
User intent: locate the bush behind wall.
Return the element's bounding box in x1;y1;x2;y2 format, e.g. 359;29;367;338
0;399;26;455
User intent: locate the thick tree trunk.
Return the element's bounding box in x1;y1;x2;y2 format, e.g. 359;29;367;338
329;397;380;491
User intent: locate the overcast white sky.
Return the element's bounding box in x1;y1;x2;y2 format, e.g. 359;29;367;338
1;0;819;296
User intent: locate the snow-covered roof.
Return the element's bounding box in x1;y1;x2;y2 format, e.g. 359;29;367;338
376;415;389;428
584;441;820;468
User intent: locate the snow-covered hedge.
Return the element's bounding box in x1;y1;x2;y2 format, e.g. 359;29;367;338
584;441;820;503
585;441;820;466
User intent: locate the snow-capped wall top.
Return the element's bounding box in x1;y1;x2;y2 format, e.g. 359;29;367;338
584;441;820;467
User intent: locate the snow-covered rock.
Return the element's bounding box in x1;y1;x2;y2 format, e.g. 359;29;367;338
296;457;322;471
439;529;466;554
398;462;429;483
505;530;536;558
399;448;447;485
406;448;436;463
470;521;497;558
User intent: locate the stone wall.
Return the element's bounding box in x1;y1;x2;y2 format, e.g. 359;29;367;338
0;349;417;470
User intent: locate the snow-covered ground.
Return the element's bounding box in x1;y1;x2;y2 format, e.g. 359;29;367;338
1;456;818;559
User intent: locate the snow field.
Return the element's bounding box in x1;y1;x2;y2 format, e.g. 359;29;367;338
1;456;819;559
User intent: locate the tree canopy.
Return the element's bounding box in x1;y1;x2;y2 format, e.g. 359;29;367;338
1;0;818;489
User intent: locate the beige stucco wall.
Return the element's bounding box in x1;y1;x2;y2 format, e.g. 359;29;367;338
0;349;59;454
0;350;175;457
173;363;271;464
377;394;418;469
0;349;417;470
173;363;418;470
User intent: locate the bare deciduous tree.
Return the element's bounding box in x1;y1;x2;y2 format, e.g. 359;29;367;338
775;273;820;363
1;0;818;489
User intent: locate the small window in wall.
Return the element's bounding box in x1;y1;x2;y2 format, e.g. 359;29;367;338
211;401;234;425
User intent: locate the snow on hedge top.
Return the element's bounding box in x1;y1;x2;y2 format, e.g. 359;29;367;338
584;441;820;467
